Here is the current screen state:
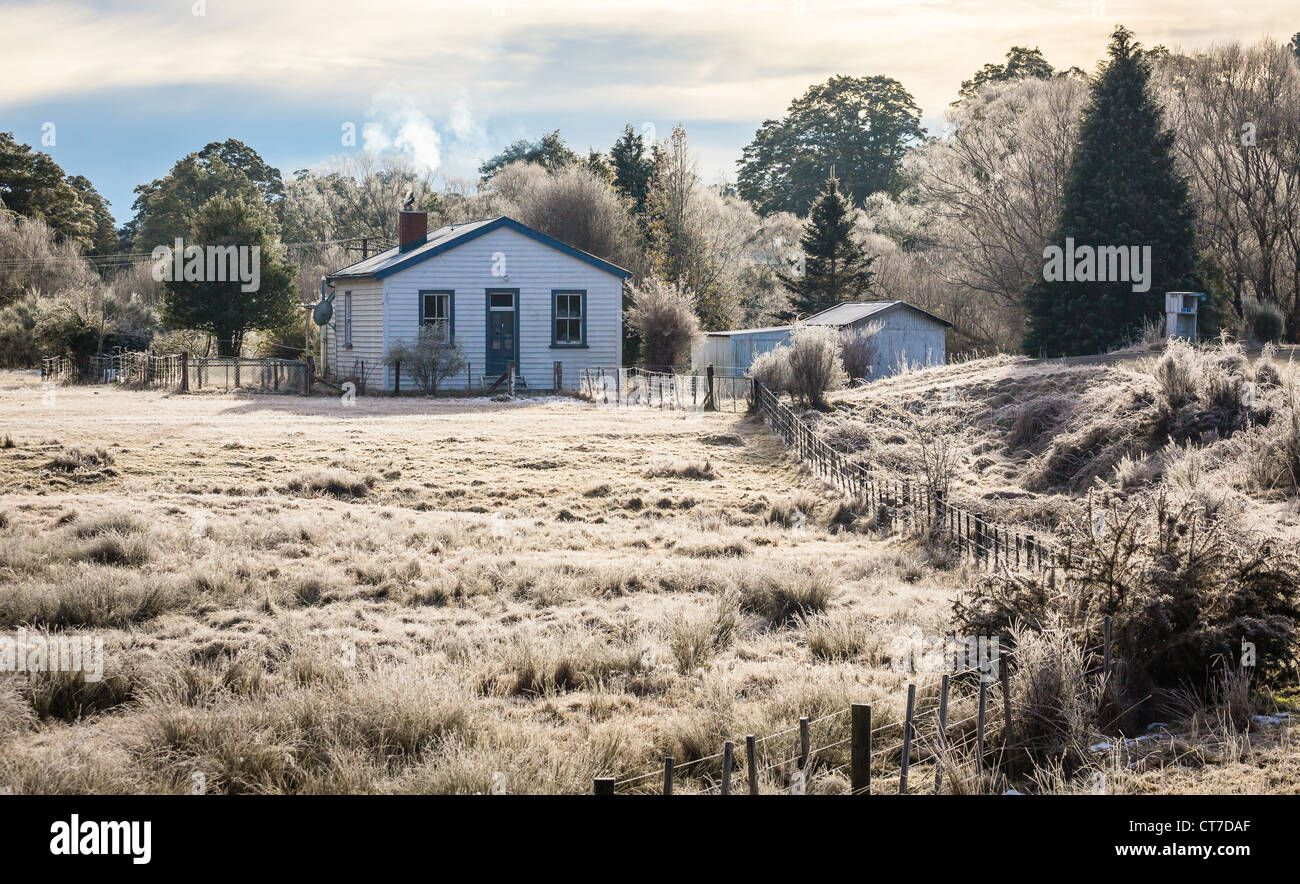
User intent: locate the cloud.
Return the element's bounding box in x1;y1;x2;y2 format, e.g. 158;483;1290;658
5;0;1297;122
361;85;443;173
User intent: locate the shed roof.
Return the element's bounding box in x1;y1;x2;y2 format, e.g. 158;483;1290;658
327;216;632;281
803;301;954;328
702;325;794;337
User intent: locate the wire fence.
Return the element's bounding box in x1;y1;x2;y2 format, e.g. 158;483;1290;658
577;376;1143;795
578;366;749;413
184;357;309;394
39;355;76;384
600;628;1119;796
750;381;1082;576
39;351;311;395
86;352;183;387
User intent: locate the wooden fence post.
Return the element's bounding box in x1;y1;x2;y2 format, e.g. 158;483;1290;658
508;361;516;397
663;756;673;796
899;683;916;794
976;678;988;784
745;735;759;795
1000;645;1015;776
553;360;561;392
721;740;734;796
851;703;871;795
935;674;950;793
393;360;401;395
1103;615;1112;679
799;717;810;770
593;777;615;795
705;364;716;411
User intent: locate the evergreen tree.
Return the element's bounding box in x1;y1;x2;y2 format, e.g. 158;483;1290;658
779;176;875;318
161;194;297;357
477;130;578;182
738;75;924;216
610;124;652;217
958;46;1057;100
0;132;99;251
1024;27;1201;357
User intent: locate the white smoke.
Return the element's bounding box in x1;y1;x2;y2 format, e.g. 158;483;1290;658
449;92;484;143
362;84;443;173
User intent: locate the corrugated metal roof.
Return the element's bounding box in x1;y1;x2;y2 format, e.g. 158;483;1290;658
703;325;794;337
327;219;497;278
326;216;631;280
803;301;954;328
803;301;896;325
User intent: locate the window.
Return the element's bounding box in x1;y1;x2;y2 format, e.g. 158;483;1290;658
343;292;353;348
420;291;453;342
552;290;585;346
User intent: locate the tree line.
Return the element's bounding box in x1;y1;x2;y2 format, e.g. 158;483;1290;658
2;26;1299;368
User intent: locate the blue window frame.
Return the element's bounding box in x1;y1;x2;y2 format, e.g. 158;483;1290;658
343;291;353;348
419;290;455;342
551;289;587;347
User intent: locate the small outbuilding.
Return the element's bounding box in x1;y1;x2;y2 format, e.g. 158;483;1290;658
691;301;952;379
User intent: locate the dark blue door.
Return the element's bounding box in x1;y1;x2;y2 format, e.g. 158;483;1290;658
486;291;516;375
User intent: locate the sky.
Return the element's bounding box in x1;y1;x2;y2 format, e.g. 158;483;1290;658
1;0;1296;227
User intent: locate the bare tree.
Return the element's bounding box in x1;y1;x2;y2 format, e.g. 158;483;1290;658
1155;42;1300;334
907;75;1088;351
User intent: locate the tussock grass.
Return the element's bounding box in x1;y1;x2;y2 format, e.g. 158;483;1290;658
47;446;114;473
800;610;875;661
21;375;1280;795
663;595;739;674
736;564;835;626
283;468;377;498
645;459;716;480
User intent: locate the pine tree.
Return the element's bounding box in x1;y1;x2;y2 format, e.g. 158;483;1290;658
610;125;652;217
780;176;875;318
1024;27;1200;356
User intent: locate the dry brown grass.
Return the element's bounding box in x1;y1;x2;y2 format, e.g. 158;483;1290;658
2;367;1293;795
0;372;962;794
821;344;1300;547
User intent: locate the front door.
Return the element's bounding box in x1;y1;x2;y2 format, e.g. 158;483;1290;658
486;290;517;376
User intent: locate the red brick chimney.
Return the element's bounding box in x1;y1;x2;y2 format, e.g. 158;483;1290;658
399;210;427;251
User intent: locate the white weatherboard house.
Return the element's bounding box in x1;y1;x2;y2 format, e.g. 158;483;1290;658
692;301;953;379
324;210;630;392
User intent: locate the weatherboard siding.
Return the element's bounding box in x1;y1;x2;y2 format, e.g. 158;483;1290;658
326;281;384;389
379;226;622;391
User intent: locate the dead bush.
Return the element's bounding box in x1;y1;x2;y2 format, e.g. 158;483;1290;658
955;491;1300;705
749;346;792;396
840;322;881;382
785;324;847;409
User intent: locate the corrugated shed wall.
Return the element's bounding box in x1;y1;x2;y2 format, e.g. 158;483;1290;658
691;308;947;378
845;311;946;377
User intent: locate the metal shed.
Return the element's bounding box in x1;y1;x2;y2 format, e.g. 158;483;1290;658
692;301;952;379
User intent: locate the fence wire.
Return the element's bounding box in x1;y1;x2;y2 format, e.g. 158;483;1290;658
579;367;749;413
39;351;310;395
